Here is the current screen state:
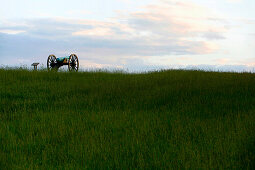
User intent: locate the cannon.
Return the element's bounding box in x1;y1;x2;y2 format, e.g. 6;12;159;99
47;54;79;72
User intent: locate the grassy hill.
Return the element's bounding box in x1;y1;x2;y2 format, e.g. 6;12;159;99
0;69;255;169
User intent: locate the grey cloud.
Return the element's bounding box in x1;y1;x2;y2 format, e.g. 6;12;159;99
0;18;212;55
0;2;228;68
203;32;225;40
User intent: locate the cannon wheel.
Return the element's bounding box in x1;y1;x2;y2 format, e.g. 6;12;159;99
68;54;79;72
47;55;58;71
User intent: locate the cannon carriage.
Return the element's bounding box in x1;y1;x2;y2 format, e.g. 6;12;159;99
47;54;79;72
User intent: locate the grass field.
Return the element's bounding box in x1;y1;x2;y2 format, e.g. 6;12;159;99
0;69;255;169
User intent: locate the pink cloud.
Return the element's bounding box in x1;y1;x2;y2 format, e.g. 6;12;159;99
61;1;227;55
0;0;230;68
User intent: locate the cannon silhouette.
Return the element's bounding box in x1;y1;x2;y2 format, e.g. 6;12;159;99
47;54;79;72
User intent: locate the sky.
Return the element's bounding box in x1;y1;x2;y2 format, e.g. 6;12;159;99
0;0;255;71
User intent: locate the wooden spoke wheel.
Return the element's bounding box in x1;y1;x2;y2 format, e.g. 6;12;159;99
47;55;58;71
68;54;79;72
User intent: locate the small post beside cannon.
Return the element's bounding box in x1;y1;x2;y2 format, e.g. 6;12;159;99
31;63;40;70
47;54;79;72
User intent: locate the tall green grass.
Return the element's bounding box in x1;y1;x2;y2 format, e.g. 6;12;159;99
0;69;255;169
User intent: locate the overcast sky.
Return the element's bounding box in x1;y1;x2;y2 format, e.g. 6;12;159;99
0;0;254;71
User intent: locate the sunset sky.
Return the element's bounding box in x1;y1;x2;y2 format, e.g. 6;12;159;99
0;0;254;71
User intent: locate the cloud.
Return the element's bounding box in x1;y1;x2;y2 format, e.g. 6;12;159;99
214;58;230;65
0;30;26;35
226;0;242;3
0;1;228;69
72;27;114;37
